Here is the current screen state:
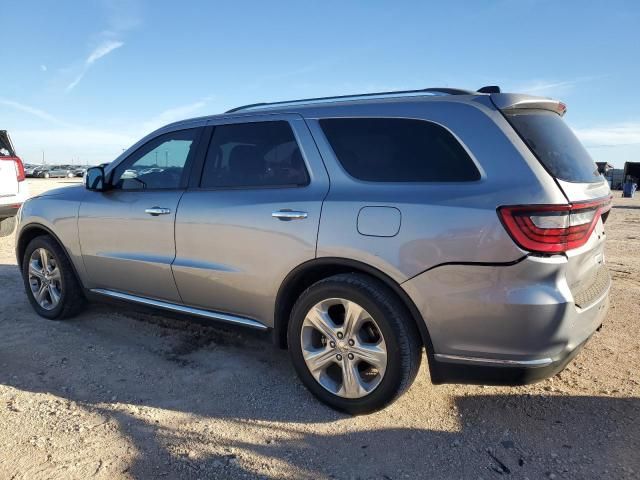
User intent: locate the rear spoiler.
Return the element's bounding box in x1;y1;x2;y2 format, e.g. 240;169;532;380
489;93;567;117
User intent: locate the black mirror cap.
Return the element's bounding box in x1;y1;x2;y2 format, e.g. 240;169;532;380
85;166;106;191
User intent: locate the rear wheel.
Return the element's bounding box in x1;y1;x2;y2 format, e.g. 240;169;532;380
288;273;422;414
22;235;86;320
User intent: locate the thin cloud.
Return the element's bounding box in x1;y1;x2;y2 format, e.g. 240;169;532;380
66;73;86;92
142;97;214;133
66;40;125;92
12;128;136;165
40;65;47;72
573;123;640;147
0;98;71;127
87;40;124;64
523;79;582;93
103;0;142;32
0;97;131;163
2;94;214;163
63;0;138;93
515;75;606;96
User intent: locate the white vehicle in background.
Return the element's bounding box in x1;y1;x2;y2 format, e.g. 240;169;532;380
0;130;28;237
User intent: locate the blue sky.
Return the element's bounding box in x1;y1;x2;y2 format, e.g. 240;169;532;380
1;0;639;167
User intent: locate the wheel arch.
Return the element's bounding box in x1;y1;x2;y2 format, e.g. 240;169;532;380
17;223;84;288
274;257;436;367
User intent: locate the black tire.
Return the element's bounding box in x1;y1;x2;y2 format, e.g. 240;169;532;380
288;273;422;414
0;216;16;237
22;235;86;320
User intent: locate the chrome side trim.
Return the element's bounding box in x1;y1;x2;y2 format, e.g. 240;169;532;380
434;353;553;368
90;288;268;330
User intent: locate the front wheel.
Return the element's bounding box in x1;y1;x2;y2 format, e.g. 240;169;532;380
288;273;422;414
22;235;86;320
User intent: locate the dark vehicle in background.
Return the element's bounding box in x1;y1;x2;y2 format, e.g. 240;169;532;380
35;166;75;178
30;165;87;178
32;166;51;178
24;165;40;177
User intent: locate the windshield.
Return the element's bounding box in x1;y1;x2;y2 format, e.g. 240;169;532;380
505;110;601;184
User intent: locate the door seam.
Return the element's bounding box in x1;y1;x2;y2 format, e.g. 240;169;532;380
301;117;332;259
170;189;188;304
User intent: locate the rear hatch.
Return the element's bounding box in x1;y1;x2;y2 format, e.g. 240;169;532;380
0;130;20;197
493;94;611;308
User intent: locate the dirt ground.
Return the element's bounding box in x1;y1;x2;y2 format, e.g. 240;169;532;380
0;178;638;480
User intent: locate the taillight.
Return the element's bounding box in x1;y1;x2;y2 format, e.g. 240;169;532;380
14;157;26;182
498;196;612;254
1;156;26;182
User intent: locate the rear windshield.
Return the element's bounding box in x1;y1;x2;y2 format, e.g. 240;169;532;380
505;110;600;183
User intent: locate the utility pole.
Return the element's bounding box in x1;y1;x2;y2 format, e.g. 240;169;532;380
42;151;45;165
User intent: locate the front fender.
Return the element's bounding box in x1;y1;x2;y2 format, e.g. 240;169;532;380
17;191;87;287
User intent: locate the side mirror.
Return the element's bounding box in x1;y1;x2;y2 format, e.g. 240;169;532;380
85;166;106;191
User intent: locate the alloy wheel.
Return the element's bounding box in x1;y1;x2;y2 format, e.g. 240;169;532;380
28;248;62;310
300;298;387;398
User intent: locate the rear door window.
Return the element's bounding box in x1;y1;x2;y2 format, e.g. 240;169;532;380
200;121;309;188
319;118;480;182
505;110;601;184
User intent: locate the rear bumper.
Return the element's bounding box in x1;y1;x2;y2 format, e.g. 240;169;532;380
0;203;21;219
0;182;28;219
402;255;610;385
429;332;594;385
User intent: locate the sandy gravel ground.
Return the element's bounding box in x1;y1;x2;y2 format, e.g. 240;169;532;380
0;179;638;479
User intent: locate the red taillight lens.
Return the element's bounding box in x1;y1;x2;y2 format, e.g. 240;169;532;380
14;157;26;182
498;196;612;254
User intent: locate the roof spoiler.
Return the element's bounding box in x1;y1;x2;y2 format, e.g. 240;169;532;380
490;93;567;116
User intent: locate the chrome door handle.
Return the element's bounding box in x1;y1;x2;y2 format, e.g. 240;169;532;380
145;207;171;216
272;210;308;221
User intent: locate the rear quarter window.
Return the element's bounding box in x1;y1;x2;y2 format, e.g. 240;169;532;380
505;110;601;184
319;118;480;182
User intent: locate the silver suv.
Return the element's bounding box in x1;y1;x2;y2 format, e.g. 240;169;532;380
16;87;612;414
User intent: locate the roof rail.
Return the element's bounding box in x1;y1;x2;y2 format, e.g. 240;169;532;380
225;87;479;113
